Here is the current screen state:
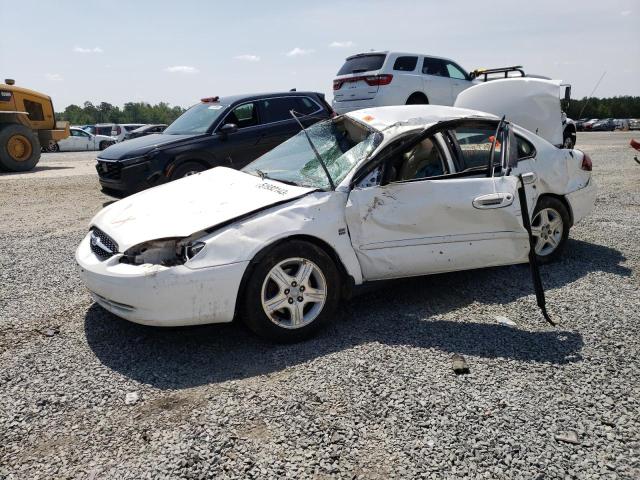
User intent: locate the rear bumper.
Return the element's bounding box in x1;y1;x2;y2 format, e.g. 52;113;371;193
566;179;597;225
333;97;384;114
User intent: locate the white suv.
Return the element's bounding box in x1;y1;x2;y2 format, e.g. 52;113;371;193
332;51;477;114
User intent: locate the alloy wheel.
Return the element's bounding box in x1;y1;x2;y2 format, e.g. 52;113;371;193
531;207;564;256
261;257;327;329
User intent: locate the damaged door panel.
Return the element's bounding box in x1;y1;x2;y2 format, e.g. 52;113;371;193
345;175;530;280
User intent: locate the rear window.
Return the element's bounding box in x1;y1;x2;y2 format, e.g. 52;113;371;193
96;126;113;136
337;54;386;75
393;56;418;72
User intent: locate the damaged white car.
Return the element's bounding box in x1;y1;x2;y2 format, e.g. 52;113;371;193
76;78;596;341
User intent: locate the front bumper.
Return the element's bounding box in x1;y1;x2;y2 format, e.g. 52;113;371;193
96;158;166;195
76;233;249;327
566;178;597;225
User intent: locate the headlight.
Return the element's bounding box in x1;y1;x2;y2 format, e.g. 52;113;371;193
121;238;206;266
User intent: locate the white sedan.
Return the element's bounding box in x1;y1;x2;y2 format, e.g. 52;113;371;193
76;79;596;341
51;127;116;152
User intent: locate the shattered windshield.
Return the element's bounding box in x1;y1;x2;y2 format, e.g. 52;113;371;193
164;102;228;135
243;117;381;189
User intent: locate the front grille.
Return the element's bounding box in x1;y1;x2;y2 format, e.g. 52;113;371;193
90;228;119;260
96;160;122;180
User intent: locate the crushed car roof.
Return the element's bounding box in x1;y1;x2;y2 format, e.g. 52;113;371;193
344;105;499;132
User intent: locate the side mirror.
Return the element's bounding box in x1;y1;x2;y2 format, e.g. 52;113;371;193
218;123;238;139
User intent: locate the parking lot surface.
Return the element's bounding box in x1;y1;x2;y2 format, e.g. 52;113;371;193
1;132;639;479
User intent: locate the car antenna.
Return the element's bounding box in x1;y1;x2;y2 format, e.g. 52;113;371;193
577;71;606;120
289;109;336;190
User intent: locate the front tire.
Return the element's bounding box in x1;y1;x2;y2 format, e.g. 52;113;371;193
242;240;341;342
531;197;570;264
0;124;41;172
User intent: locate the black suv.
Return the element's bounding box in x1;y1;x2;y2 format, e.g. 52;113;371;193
96;91;333;195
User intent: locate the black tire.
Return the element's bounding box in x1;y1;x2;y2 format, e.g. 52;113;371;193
48;143;60;153
99;141;109;151
170;161;205;180
406;93;429;105
531;196;571;264
0;124;41;172
242;240;341;342
562;131;576;149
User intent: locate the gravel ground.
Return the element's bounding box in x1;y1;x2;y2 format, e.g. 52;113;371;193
1;132;639;479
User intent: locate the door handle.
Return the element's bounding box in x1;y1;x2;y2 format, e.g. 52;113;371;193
472;192;515;209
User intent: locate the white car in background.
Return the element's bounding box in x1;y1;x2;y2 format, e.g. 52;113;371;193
51;127;116;152
85;123;145;142
76;78;596;342
332;51;477;114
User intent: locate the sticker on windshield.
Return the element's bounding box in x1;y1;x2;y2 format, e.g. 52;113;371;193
362;115;375;122
208;105;223;110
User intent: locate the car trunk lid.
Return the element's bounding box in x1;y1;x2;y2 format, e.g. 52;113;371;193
333;53;387;103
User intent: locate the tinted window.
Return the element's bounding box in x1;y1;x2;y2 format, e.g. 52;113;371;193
226;103;258;128
393;56;418;72
259;97;300;124
294;97;321;115
337;54;386;75
422;58;448;77
445;62;467;80
96;126;113;136
23;99;44;121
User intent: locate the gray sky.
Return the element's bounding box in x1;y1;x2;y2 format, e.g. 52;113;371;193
1;0;637;110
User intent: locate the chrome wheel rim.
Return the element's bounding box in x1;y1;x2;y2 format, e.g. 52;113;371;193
261;257;327;329
531;207;563;256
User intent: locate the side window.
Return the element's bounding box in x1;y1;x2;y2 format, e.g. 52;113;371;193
293;97;320;115
449;124;500;170
70;130;80;137
445;62;468;80
395;136;448;181
516;135;536;159
226;102;258;128
259;97;299;124
393;56;418;72
422;58;448;77
23;99;45;121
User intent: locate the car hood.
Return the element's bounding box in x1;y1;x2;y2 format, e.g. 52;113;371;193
97;133;200;160
91;167;316;252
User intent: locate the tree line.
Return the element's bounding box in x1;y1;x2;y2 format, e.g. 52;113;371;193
55;101;186;125
56;96;640;126
566;96;640;119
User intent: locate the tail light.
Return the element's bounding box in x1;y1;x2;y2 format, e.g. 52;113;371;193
580;152;592;171
333;74;393;90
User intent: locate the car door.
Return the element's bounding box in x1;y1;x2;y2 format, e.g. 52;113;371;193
213;101;273;168
443;61;474;101
344;123;530;280
421;57;454;105
256;96;315;152
81;130;96;150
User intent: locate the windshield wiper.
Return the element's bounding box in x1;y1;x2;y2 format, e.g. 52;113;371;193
289;110;336;190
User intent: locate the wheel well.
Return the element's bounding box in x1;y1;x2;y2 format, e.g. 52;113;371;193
165;158;210;178
233;235;355;320
406;92;429;103
536;193;574;227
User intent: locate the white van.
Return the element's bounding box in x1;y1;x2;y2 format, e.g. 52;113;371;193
332;51;476;114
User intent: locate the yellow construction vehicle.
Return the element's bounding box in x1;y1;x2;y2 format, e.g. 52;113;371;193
0;78;69;172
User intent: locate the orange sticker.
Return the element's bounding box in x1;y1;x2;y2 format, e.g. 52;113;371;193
362;115;375;122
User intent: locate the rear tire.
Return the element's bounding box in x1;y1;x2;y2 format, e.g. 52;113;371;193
0;124;41;172
99;141;109;151
170;161;205;180
562;130;576;149
242;240;341;342
531;197;570;264
406;93;429;105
